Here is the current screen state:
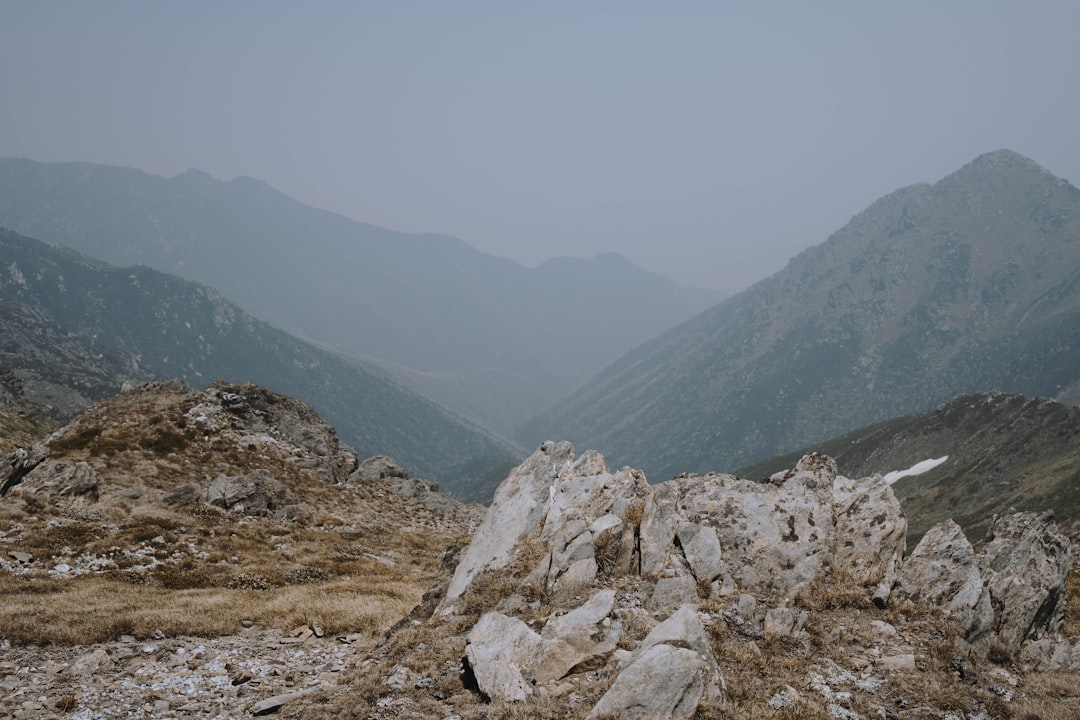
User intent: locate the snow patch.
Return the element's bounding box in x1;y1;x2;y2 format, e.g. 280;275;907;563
883;456;948;485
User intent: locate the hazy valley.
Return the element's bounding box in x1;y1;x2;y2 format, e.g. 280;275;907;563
2;148;1080;719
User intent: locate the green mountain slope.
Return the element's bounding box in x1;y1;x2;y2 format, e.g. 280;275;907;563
0;227;520;492
0;159;722;431
737;393;1080;547
520;150;1080;480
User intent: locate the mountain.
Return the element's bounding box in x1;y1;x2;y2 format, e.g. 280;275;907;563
0;158;723;431
0;227;520;491
737;392;1080;546
520;150;1080;480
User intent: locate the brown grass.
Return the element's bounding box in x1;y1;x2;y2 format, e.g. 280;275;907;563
0;571;421;644
0;407;53;455
1063;569;1080;636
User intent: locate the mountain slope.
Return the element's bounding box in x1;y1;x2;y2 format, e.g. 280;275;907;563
737;393;1080;546
0;227;520;490
0;159;722;430
520;150;1080;480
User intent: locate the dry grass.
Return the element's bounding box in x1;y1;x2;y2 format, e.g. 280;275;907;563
1063;569;1080;636
0;407;53;454
794;567;874;612
0;382;478;646
0;551;429;645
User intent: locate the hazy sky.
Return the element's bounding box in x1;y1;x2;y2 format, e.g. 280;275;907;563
3;1;1079;292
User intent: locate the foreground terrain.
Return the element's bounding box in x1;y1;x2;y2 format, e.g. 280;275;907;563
2;383;1079;719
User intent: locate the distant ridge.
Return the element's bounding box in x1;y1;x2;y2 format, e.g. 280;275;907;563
0;227;520;491
519;149;1080;481
0;158;723;432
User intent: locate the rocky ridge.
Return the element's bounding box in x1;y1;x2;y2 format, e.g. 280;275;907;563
319;443;1080;719
0;381;483;719
3;390;1080;718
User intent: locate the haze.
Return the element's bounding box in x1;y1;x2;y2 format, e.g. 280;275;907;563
3;1;1079;292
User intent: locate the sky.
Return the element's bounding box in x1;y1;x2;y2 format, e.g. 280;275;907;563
3;1;1080;293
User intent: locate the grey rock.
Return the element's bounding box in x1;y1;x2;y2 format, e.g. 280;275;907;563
62;648;113;676
671;455;837;601
536;589;620;683
351;455;408;483
586;644;710;720
206;469;295;516
250;686;321;715
465;612;543;702
676;523;723;584
162;482;202;507
893;520;992;638
634;605;714;663
0;443;48;495
877;653;917;672
440;442;573;614
647;574;699;614
977;510;1071;653
832;473;906;599
763;607;798;641
18;459;99;499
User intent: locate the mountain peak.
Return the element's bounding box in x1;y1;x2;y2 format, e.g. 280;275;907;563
955;148;1059;182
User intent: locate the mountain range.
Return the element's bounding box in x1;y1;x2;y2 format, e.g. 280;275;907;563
0;227;519;489
0;158;722;432
520;149;1080;482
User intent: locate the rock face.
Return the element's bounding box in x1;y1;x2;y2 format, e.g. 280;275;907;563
434;446;917;717
894;511;1073;663
440;441;575;612
426;443;1080;718
0;443;48;495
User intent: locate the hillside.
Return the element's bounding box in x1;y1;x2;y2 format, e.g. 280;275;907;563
737;392;1080;547
520;150;1080;481
0;380;483;717
0;227;520;492
0;158;722;431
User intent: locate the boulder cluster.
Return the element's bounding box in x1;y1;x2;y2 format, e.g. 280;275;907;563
431;442;1076;718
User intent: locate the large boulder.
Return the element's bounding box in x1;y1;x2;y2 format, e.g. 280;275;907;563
440;441;574;614
892;511;1071;656
536;589;621;683
585;644;713;720
977;510;1071;653
206;469;297;516
350;455;408;483
893;520;993;640
465;612;543;702
832;473;907;605
0;443;48;495
15;459;99;500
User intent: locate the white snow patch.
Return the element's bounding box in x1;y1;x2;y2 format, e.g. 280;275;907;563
883;456;948;485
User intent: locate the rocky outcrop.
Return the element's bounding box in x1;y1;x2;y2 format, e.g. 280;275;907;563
440;441;575;613
15;459;99;501
893;520;993;640
206;469;303;518
350;455;408;483
432;446;918;717
424;443;1080;718
978;510;1071;654
893;511;1073;664
0;443;48;495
